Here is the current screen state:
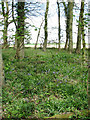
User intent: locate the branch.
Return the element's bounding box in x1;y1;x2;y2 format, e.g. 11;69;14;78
35;18;44;49
12;0;17;28
62;1;67;17
1;1;5;17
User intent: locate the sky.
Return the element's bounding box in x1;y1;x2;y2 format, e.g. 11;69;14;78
0;0;89;45
27;0;88;44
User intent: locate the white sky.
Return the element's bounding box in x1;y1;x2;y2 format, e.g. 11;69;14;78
28;0;88;44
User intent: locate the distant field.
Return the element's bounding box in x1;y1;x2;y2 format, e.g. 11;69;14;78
9;43;89;48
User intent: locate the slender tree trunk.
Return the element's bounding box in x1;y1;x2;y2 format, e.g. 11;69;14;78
87;1;90;114
65;11;69;50
12;0;17;49
35;19;44;49
76;2;85;54
87;52;90;112
76;15;81;53
14;31;17;49
87;49;90;113
15;1;25;59
57;0;61;51
1;1;9;49
43;0;49;51
65;27;69;49
80;2;86;61
82;19;86;62
68;2;73;54
63;2;69;50
3;19;8;49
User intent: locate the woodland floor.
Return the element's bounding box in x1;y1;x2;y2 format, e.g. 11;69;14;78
2;48;89;119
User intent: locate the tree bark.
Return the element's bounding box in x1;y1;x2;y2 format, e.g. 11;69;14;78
80;2;86;61
57;0;61;51
65;6;69;50
87;1;90;113
43;0;49;51
76;2;85;54
68;2;73;54
35;19;44;49
1;1;9;49
76;15;81;53
15;1;25;59
63;2;69;50
12;0;18;49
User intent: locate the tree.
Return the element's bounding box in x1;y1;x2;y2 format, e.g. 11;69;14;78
12;0;17;49
76;13;82;53
34;18;44;49
62;2;69;50
43;0;49;51
68;2;73;53
12;0;44;51
1;0;9;49
88;60;90;113
15;1;25;59
87;1;90;112
57;0;61;51
63;1;73;53
76;2;85;54
80;2;86;61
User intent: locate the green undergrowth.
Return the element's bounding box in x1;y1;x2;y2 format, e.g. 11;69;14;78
2;48;89;119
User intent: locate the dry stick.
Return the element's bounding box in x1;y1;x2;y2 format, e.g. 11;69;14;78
34;18;44;49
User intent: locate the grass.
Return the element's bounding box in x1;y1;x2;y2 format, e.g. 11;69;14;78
2;48;89;119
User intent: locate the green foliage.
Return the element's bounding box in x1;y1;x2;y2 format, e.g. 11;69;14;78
2;48;88;118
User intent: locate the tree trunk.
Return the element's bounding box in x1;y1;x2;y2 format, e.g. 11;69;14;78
3;20;8;49
65;11;69;49
14;31;17;49
15;1;25;59
76;2;84;54
12;0;17;49
80;2;86;61
43;0;49;51
35;19;44;49
68;2;73;54
1;1;9;49
76;15;81;53
63;2;69;50
87;1;90;113
87;55;90;112
57;0;61;51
